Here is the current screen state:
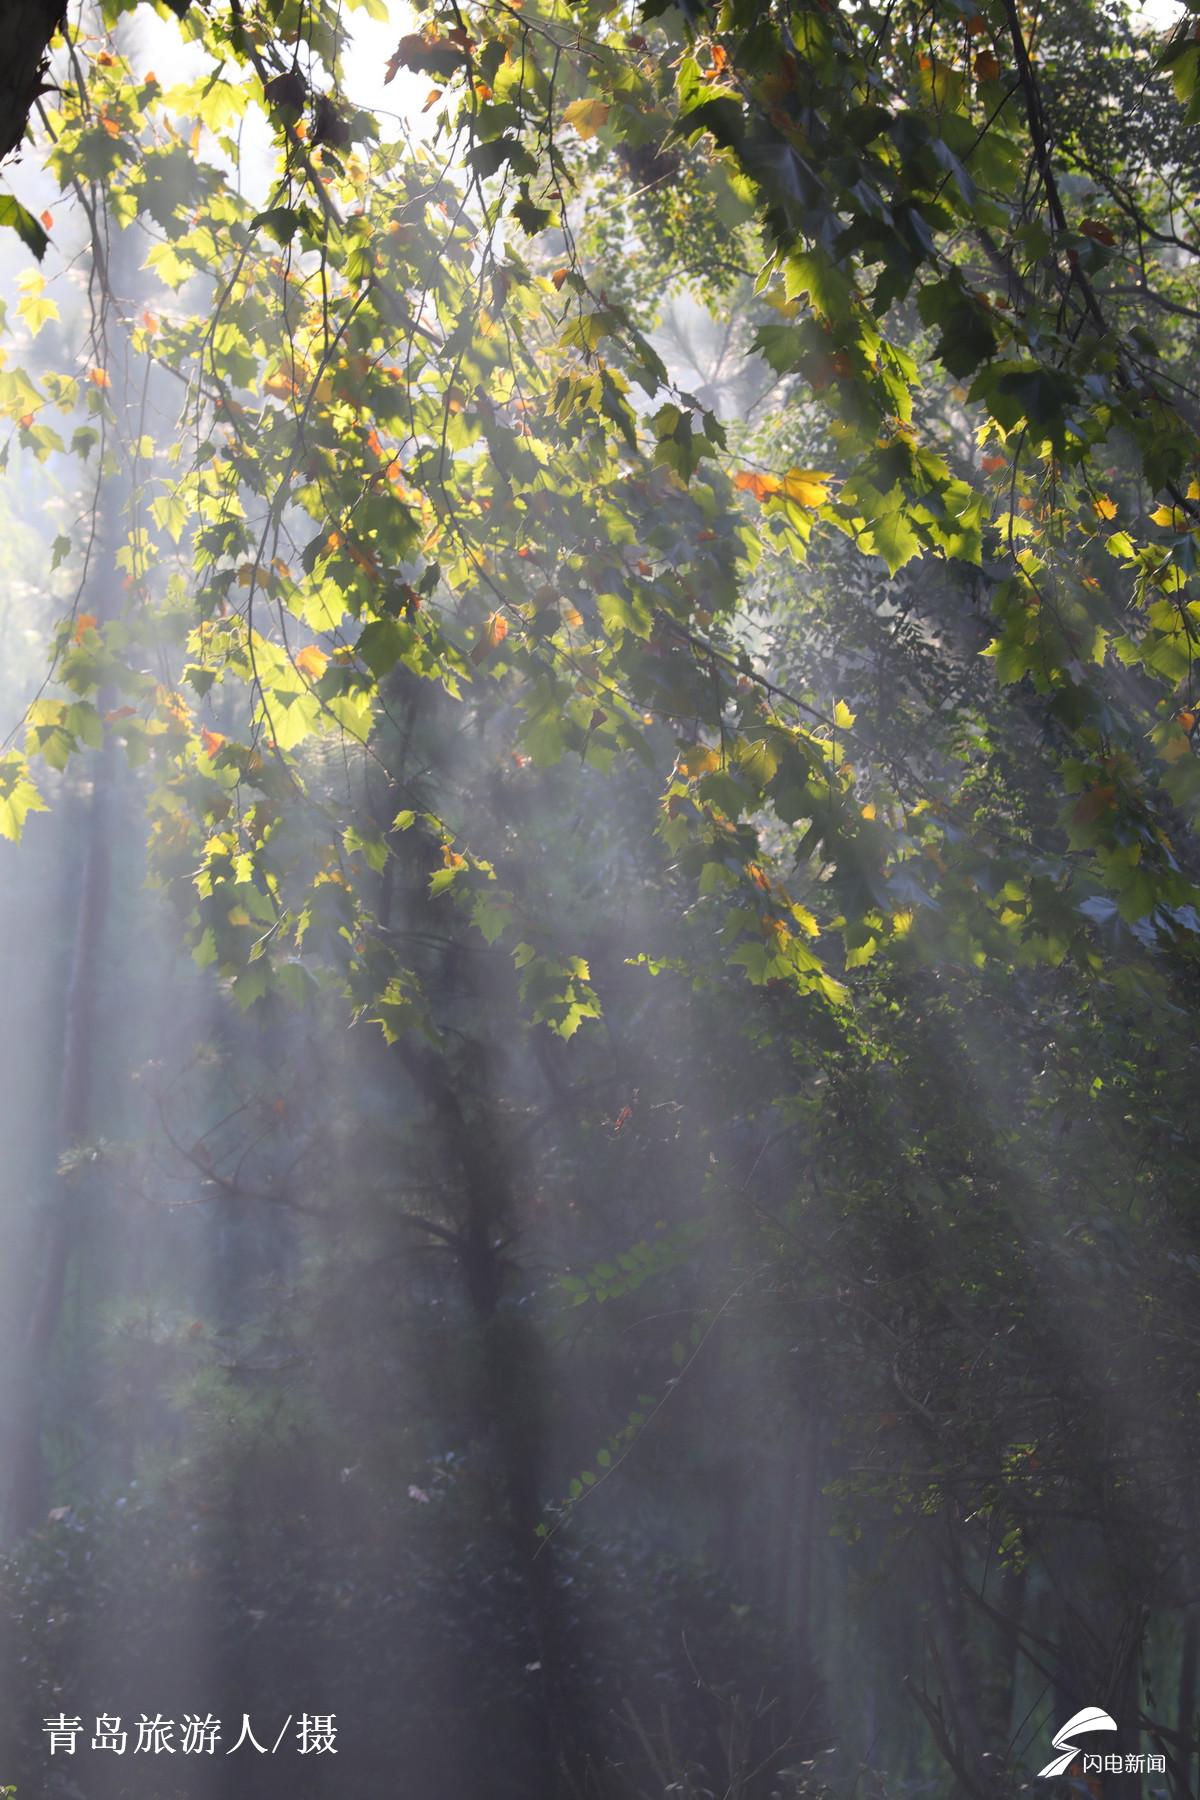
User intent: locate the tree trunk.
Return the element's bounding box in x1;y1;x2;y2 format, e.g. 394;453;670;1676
397;1039;590;1793
4;723;115;1536
0;0;64;164
1179;1609;1198;1800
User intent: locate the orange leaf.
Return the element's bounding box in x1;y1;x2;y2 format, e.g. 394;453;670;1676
200;728;227;756
294;644;329;680
1080;218;1116;247
1092;495;1117;520
471;612;510;664
73;612;98;643
1072;784;1116;824
551;268;570;291
88;367;112;389
346;541;381;578
733;469;782;502
40;209;53;230
974;51;1002;80
734;467;831;507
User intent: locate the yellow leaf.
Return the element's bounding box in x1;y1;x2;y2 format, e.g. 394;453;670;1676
561;97;610;139
1092;495;1117;520
833;699;856;729
16;273;58;340
781;468;832;507
790;902;821;937
679;744;720;779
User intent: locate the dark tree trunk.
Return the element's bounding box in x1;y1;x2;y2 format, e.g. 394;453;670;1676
0;0;64;164
397;1040;591;1794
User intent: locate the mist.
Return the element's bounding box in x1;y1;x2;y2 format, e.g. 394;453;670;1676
2;2;1200;1798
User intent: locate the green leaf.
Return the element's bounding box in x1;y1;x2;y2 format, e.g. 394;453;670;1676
251;206;302;246
0;196;48;260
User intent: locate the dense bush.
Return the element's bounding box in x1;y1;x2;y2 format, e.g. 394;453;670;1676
0;1497;817;1799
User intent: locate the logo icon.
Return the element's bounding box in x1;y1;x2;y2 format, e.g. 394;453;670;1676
1037;1706;1118;1779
